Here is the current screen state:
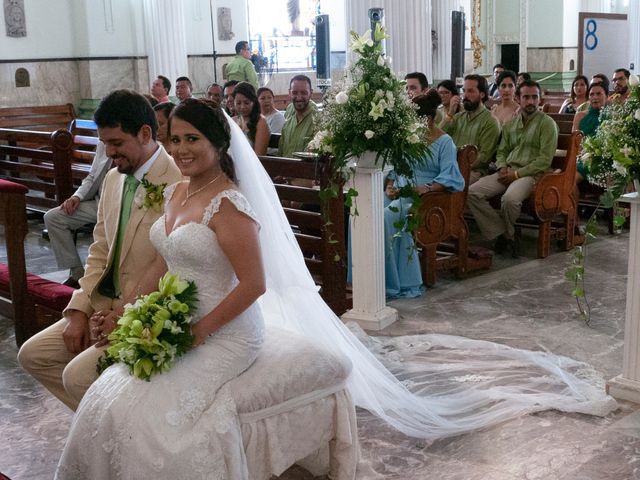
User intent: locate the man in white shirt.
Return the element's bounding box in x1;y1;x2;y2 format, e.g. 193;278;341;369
43;142;112;287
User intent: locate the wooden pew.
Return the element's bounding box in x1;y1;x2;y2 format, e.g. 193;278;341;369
515;131;582;257
0;128;89;212
258;154;349;314
0;104;76;131
414;145;481;287
0;180;74;346
548;112;575;123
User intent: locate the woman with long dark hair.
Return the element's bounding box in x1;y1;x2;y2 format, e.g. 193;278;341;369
232;81;270;155
559;75;589;114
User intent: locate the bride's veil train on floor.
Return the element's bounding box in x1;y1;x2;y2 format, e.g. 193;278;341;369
226;114;618;440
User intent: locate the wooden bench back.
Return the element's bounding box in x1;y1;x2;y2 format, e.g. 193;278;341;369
0;180;34;345
548;112;575;123
257;154;348;314
0;128;80;212
0;104;76;131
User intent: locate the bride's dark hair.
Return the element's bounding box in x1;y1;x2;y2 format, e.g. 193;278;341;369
169;98;236;182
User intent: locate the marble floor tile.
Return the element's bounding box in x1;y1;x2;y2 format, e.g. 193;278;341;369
1;218;639;479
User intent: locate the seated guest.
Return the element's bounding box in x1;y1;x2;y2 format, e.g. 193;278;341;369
43;142;112;288
488;63;506;99
151;75;171;103
559;75;588;114
232;82;269;155
175;76;193;103
143;94;159;107
468;80;558;257
436;79;462;126
516;72;531;86
257;87;285;134
222;80;239;116
278;74;318;157
205;82;223;106
153;101;175;151
610;68;631;104
383;91;464;298
573;82;608;183
442;74;501;184
491;70;520;125
405;71;429;98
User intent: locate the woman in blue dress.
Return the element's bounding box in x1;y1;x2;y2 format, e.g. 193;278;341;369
384;90;465;298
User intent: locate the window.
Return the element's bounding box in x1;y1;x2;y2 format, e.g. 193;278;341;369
247;0;320;72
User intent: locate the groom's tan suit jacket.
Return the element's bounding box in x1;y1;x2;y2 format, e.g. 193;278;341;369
66;146;182;315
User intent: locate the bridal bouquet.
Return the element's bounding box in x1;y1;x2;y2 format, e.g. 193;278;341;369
97;272;198;381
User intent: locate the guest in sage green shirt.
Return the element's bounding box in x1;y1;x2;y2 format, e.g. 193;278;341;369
467;80;558;257
442;74;501;184
225;41;259;91
278;74;318;157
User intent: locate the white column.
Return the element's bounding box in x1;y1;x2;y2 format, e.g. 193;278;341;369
431;0;464;81
345;0;433;81
342;153;398;331
607;192;640;403
142;0;189;96
628;0;640;74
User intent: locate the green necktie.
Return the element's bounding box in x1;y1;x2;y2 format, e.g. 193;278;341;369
99;174;140;298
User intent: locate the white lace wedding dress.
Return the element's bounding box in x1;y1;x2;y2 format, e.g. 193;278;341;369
55;189;265;480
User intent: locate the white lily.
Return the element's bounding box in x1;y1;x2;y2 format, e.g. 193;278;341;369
377;55;385;66
364;130;375;139
351;30;373;52
634;108;640;121
629;74;639;87
612;160;627;175
621;144;633;157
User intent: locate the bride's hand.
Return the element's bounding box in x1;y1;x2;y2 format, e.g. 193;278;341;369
190;322;208;347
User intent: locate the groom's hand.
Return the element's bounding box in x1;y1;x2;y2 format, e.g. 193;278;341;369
62;310;90;354
90;310;119;347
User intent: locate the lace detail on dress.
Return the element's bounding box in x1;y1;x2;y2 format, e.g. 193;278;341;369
163;181;185;209
202;189;259;226
166;387;210;427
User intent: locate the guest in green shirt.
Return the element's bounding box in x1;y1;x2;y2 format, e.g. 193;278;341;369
442;74;501;184
278;74;318;157
468;80;558;257
225;41;259;91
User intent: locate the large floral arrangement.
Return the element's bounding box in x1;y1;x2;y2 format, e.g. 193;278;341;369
309;24;429;189
97;272;197;381
567;73;640;324
582;74;640;195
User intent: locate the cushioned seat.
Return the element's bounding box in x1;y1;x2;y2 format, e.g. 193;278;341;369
0;264;74;312
229;327;357;480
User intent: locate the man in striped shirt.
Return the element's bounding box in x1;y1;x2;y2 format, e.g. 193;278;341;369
467;80;558;257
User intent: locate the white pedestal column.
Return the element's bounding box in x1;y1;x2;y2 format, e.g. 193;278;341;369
607;192;640;403
342;152;398;331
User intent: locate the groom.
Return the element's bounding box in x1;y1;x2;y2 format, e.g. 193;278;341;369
18;90;182;410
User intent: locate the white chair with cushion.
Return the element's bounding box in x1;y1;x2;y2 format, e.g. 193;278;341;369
229;327;358;479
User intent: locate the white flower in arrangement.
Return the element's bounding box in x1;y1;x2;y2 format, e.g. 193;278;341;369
408;133;420;144
335;91;349;104
364;130;375;139
612;160;627;175
308;129;329;150
351;30;373;52
629;74;640;87
621;144;633;157
369;99;390;120
634;108;640;121
408;122;420;133
580;151;591;163
377;55;385;66
375;89;384;98
385;56;392;66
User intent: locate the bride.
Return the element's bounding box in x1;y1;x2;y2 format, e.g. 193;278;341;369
57;97;617;478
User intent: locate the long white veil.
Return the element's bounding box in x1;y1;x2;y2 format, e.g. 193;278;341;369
226;115;617;440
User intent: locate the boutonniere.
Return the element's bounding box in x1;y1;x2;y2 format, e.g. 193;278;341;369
134;176;167;213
